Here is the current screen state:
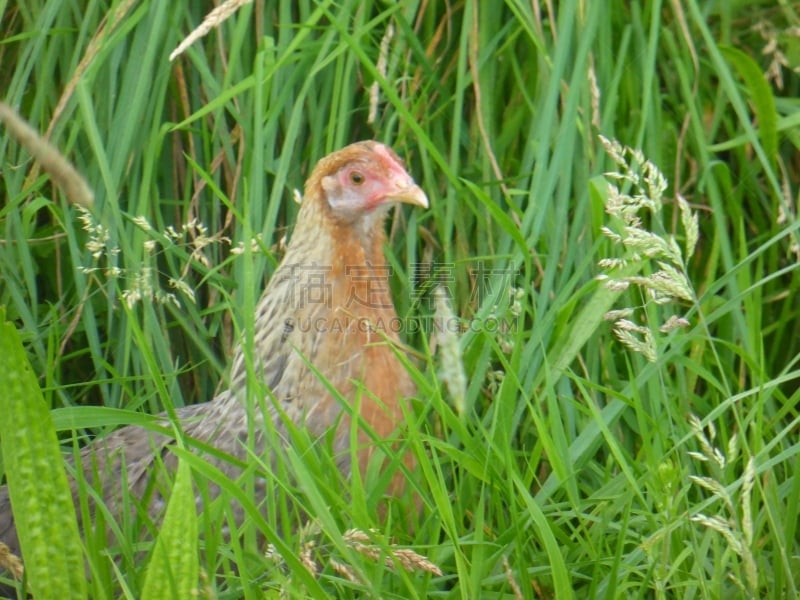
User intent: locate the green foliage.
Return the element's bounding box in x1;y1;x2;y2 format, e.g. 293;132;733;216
1;0;800;598
0;309;86;599
140;457;198;600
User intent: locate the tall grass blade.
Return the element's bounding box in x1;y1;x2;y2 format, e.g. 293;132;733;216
0;307;87;599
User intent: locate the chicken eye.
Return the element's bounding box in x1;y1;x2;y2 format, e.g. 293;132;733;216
349;171;365;185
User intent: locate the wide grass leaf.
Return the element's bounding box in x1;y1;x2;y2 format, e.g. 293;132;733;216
719;45;779;168
0;307;87;599
140;456;199;600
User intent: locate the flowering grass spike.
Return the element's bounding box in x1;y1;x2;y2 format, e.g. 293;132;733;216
597;135;699;361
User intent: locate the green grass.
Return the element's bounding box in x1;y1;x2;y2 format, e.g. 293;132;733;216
2;0;800;597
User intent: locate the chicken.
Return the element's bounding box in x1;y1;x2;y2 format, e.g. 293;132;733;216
0;140;427;584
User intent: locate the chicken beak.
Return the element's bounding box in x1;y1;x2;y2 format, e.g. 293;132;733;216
388;183;429;209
